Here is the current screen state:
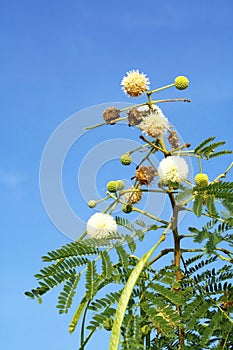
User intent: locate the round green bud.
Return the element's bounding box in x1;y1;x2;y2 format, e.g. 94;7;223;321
195;173;209;188
167;180;179;190
174;76;189;90
120;153;132;165
107;181;117;192
141;324;151;336
103;317;113;331
88;200;96;208
122;204;133;214
116;180;125;190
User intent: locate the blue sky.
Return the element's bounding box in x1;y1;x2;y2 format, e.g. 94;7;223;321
1;1;233;349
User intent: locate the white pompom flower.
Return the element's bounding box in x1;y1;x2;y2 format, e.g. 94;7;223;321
137;105;170;138
158;156;189;185
121;70;150;97
86;213;117;239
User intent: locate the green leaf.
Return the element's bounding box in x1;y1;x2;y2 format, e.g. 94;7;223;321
69;296;88;334
208;150;232;159
56;274;81;314
115;216;135;232
115;245;129;267
193;194;203;217
194;136;215;154
25;291;35;299
125;235;136;253
101;251;113;280
176;186;193;204
108;234;166;350
206;195;218;216
85;261;97;299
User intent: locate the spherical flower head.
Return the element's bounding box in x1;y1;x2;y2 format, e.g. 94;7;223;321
107;181;117;192
195;173;209;188
88;200;96;208
86;213;117;239
122;204;133;214
174;76;189;90
137;105;169;138
136;166;156;186
121;70;150;97
120;153;132;165
158;156;189;185
116;180;125;190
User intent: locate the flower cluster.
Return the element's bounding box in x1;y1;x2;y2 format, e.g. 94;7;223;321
86;213;117;239
158;156;189;185
137;105;170;138
121;70;150;97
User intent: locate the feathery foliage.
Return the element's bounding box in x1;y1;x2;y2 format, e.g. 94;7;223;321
26;70;233;349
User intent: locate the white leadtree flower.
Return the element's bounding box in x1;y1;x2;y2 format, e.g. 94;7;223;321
158;156;188;185
137;105;169;138
121;70;150;97
86;213;117;239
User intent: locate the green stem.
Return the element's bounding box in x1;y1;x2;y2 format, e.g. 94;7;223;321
149;83;175;94
158;135;169;155
128;143;150;155
149;248;174;265
169;142;191;154
146;91;154;109
198;156;202;173
184;206;225;222
76;231;88;241
145;333;150;349
84;117;127;130
139;135;165;153
132;206;168;225
119;102;149;112
213;162;233;182
152;98;191;104
120;188;167;195
136;147;157;169
80;301;90;348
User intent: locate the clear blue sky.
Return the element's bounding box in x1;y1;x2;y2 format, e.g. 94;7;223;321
1;1;233;349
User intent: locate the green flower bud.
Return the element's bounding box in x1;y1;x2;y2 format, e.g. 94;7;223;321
116;180;125;190
195;173;209;188
122;204;133;214
174;76;189;90
141;324;151;336
120;153;132;165
88;200;96;208
107;181;117;192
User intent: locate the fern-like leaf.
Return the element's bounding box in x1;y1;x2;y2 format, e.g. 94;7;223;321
101;250;113;280
42;241;100;262
193;194;203;217
194;136;216;154
56;274;81;314
85;261;98;299
115;216;135;232
115;245;129;267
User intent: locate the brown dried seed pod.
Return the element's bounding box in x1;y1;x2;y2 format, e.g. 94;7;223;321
168;130;180;149
127;108;143;126
136;166;156;186
124;187;142;204
103;107;120;124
